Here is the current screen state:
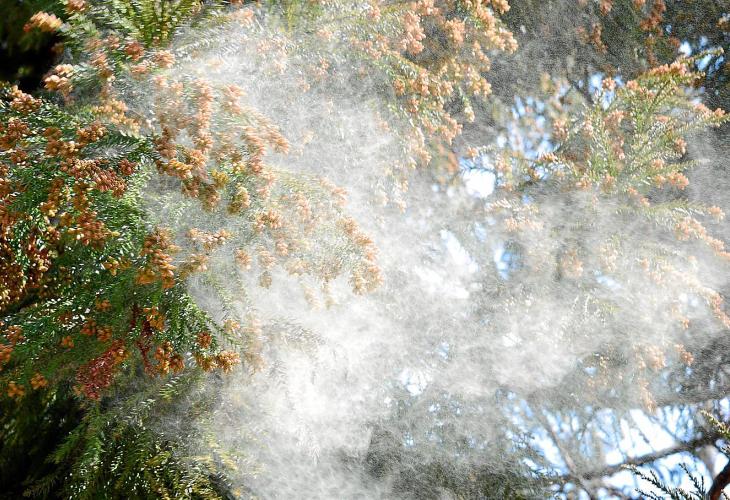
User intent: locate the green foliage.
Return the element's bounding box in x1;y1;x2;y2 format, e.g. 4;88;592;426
78;0;225;47
0;370;231;499
630;463;707;500
3;0;730;498
362;424;552;499
0;84;231;396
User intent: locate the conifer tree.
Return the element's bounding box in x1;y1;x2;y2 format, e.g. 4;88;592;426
2;0;730;498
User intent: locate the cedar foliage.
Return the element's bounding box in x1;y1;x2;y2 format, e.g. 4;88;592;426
0;0;519;496
2;0;730;498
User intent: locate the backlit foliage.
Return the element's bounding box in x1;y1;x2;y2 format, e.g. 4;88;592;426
3;0;730;498
465;54;729;412
1;0;518;496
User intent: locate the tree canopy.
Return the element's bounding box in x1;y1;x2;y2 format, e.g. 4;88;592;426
1;0;730;498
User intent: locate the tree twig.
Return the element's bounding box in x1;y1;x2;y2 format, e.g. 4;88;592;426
556;433;719;482
709;461;730;500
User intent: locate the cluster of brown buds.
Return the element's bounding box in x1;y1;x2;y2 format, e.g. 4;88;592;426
136;229;179;288
194;350;241;373
153;341;184;375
